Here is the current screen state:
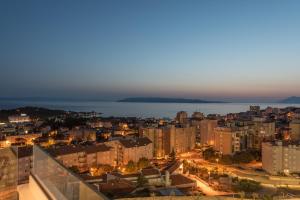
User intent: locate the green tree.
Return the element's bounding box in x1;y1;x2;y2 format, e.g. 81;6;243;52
137;174;148;187
248;149;262;161
220;155;233;165
202;148;217;161
69;166;80;173
64;117;87;129
137;157;150;169
170;148;176;161
125;160;137;173
233;179;261;193
233;151;255;164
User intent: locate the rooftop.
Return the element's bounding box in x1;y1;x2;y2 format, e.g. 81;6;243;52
47;144;112;156
119;137;152;148
170;174;195;186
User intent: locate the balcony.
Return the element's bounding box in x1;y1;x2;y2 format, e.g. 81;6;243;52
78;152;86;157
31;145;108;200
78;157;87;163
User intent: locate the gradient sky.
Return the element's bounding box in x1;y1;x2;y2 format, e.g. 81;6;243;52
1;0;300;101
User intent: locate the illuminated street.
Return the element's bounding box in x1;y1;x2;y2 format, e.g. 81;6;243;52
180;151;300;188
188;174;232;196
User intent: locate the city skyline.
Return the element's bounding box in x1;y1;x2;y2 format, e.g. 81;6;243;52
2;1;300;199
1;0;300;101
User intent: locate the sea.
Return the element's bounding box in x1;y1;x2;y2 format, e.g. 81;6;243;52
0;99;299;118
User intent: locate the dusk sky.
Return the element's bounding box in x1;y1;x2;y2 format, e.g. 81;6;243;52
1;0;300;102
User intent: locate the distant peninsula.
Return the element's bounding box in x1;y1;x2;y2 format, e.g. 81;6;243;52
280;96;300;104
0;106;67;122
118;97;226;103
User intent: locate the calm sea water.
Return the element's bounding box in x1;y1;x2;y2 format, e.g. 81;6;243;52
0;100;298;118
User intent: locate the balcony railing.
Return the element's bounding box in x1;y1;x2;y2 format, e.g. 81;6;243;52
31;145;108;200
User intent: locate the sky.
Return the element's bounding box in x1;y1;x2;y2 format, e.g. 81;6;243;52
1;0;300;102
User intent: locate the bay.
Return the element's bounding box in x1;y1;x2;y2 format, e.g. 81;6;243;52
0;100;298;118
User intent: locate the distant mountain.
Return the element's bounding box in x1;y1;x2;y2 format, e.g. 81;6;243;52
118;97;226;103
280;96;300;104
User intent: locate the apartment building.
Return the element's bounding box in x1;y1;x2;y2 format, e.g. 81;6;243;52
48;144;114;172
213;127;242;155
262;141;300;175
0;133;42;148
199;119;218;146
175;111;188;124
106;137;153;165
190;112;204;143
140;124;196;157
163;125;196;155
249;105;260;113
289;119;300;140
139;126;165;158
251;117;276;149
8;114;31;123
68;127;97;141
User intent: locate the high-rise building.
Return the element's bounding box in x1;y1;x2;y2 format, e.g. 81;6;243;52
191;112;204;120
139;127;165;158
251;117;276;149
140;124;196;157
262;141;300;175
199;119;218;146
175;111;188;124
190;112;204;143
213;127;244;155
163;125;196;155
249;105;260;113
105;137;153;165
289;119;300;140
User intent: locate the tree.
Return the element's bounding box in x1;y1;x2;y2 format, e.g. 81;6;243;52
233;179;261;193
90;164;113;176
64;117;87;129
137;174;148;187
125;160;137;173
137;157;150;169
69;166;80;173
248;149;262;161
233;151;255;164
220;155;233;165
170;148;176;161
202;148;217;161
